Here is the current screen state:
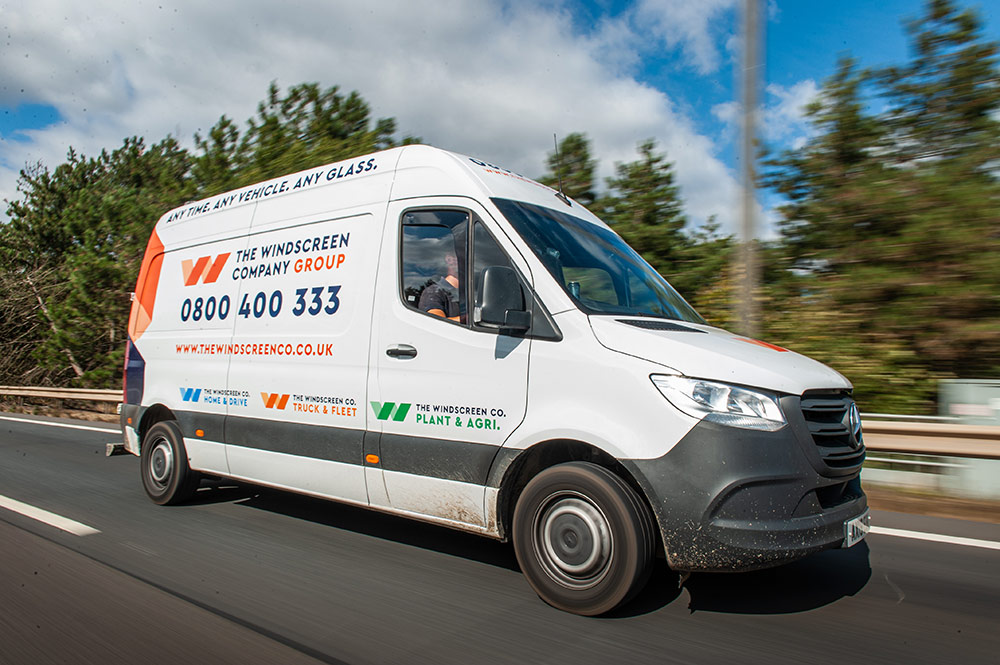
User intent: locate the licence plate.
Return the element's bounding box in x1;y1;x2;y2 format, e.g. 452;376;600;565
844;509;871;548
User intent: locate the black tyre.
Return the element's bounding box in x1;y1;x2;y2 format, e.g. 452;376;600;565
512;462;656;616
140;421;200;505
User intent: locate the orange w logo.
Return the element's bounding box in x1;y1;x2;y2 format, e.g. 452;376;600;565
261;393;290;409
181;253;230;286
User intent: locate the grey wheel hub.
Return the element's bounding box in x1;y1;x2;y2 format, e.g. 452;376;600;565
535;492;612;588
149;438;174;487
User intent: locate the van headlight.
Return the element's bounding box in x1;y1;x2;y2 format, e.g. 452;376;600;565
651;375;786;431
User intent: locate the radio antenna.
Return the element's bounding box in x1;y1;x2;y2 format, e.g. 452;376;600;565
552;133;572;207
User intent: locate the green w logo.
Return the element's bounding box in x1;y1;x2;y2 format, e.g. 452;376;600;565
370;401;412;422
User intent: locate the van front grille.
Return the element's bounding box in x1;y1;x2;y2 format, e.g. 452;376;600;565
800;392;865;470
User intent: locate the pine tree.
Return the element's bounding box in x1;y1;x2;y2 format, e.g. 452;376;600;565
680;217;734;317
601;139;693;293
192;115;244;196
764;0;1000;409
538;133;597;206
194;82;413;196
1;83;411;387
878;0;1000;168
766;57;889;268
1;138;194;386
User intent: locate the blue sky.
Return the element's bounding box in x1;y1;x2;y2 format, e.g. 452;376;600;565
0;104;62;142
2;0;998;234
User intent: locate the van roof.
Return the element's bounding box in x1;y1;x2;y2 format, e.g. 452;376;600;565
154;144;593;234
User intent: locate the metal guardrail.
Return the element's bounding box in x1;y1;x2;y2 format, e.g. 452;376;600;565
0;385;121;402
2;386;999;459
861;412;960;423
862;421;1000;460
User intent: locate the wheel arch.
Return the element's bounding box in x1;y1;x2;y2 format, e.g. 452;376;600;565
491;439;660;552
137;403;177;451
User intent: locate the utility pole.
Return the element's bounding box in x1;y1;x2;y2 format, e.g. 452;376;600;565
738;0;763;338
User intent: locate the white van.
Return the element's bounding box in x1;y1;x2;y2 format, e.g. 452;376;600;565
121;145;869;615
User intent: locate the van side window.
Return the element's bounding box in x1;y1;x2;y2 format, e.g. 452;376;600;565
473;221;518;297
400;210;469;323
472;221;525;324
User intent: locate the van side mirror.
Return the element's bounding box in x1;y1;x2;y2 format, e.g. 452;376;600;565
476;266;531;331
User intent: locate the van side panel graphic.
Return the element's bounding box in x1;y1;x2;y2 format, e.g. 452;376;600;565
261;393;291;410
370;401;411;422
179;388;202;402
128;229;165;341
181;253;230;286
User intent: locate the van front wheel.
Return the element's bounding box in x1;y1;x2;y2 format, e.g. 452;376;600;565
512;462;655;615
140;421;200;505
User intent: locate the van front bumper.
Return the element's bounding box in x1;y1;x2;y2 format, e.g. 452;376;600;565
623;406;868;572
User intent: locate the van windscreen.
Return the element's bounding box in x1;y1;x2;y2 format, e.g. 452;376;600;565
492;198;705;324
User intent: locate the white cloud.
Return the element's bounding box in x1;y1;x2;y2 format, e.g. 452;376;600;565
0;0;745;235
633;0;738;74
711;100;740;127
707;78;820;240
710;79;819;151
764;80;819;149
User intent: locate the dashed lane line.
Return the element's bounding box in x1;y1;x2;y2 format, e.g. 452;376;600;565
0;495;101;536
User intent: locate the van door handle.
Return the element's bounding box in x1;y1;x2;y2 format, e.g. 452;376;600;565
386;344;418;359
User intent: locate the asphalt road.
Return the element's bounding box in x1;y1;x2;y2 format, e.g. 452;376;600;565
1;412;998;665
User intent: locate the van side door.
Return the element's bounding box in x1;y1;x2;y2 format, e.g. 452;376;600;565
368;199;531;530
223;210;378;505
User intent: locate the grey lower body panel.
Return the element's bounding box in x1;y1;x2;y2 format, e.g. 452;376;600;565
623;419;867;572
122;405;498;484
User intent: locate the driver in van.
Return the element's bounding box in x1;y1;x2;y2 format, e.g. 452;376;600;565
419;251;462;322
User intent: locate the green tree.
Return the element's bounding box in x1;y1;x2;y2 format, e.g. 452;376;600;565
538;132;597;206
1;137;194;386
194;82;415;196
766;57;889;267
192;115;244;196
765;0;1000;410
879;0;1000;168
681;217;735;321
869;0;1000;376
1;82;413;388
537;135;729;313
600;139;696;294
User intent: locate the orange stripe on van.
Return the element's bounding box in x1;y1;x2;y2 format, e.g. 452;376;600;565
128;229;164;341
738;337;789;352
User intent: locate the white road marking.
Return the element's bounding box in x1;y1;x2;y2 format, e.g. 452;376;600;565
0;495;101;536
871;526;1000;551
0;415;118;434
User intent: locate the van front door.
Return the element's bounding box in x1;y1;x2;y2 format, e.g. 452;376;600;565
368;200;531;530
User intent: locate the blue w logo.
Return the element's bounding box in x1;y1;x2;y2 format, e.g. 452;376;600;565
179;387;202;402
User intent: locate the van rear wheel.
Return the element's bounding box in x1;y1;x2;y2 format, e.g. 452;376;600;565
140;421;200;505
512;462;655;616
